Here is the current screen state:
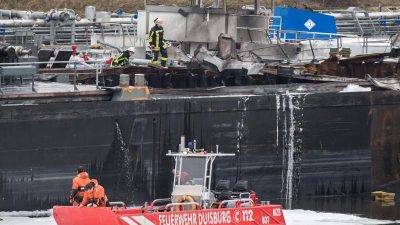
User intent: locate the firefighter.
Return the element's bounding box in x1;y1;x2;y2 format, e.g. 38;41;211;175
70;166;90;206
111;47;135;67
148;18;168;67
80;179;109;207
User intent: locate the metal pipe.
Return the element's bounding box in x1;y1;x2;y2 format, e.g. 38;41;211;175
0;19;46;27
0;10;46;19
271;0;275;14
131;59;152;65
96;40;123;52
0;17;135;27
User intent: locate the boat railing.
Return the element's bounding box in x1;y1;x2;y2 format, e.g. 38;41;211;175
109;201;127;209
150;198;172;207
217;198;254;209
165;202;202;211
237;192;251;199
0;59;105;94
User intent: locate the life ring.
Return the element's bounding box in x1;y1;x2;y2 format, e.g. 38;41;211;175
175;195;197;211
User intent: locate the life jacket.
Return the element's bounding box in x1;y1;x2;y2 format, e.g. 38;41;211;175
111;51;130;67
72;172;90;197
81;180;108;207
148;25;168;51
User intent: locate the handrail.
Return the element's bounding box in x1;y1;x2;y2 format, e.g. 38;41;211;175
165;202;201;211
218;198;254;209
238;192;251;199
237;26;359;40
0;59;104;93
150;198;172;207
109;201;127;209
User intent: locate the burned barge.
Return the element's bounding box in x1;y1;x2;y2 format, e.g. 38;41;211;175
0;1;400;221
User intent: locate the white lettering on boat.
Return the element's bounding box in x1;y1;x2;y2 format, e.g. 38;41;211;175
158;211;232;225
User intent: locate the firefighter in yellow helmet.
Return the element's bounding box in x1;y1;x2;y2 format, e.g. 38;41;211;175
111;47;135;67
148;18;168;67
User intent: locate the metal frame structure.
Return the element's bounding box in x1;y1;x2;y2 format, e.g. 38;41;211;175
167;148;235;200
0;59;104;93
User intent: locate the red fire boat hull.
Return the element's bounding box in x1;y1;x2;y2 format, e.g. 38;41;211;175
53;205;286;225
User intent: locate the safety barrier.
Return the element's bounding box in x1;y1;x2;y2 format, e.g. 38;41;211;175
0;59;105;94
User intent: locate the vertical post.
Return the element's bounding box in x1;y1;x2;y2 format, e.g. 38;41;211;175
208;156;216;197
31;73;35;92
95;62;99;89
180;135;185;152
172;156;178;192
254;0;260;15
202;157;209;194
74;60;78;91
71;22;76;44
0;70;2;94
71;45;78;91
271;0;275;15
50;22;55;45
178;157;183;185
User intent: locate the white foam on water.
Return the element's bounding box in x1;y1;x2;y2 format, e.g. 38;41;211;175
284;209;400;225
0;209;52;217
0;216;57;225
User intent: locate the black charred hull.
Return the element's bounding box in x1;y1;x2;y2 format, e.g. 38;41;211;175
0;85;399;219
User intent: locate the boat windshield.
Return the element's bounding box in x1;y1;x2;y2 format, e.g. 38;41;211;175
179;157;206;185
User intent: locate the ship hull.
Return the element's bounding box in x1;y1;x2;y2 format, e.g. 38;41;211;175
0;87;399;217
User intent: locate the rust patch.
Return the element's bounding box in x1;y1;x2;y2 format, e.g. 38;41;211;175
370;106;400;189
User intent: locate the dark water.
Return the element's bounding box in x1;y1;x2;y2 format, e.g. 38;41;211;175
296;195;400;222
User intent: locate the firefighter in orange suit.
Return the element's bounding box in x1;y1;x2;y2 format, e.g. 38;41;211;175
70;166;91;206
80;179;109;207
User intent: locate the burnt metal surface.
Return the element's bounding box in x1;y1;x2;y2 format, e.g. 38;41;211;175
1;85;398;216
0;82;112;104
314;53;400;78
38;66;274;88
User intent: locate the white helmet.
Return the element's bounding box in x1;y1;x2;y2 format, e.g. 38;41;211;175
154;18;164;25
127;47;135;52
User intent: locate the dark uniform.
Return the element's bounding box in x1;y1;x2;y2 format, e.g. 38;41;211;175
148;24;168;67
111;50;130;67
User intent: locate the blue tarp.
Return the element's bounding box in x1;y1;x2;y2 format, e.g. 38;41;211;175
272;7;337;40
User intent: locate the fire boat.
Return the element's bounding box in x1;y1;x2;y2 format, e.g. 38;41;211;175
53;137;286;225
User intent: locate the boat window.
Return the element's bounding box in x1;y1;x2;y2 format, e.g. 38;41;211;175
180;158;206;185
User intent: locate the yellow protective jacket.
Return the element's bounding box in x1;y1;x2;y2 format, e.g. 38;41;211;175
111;51;130;67
148;25;168;51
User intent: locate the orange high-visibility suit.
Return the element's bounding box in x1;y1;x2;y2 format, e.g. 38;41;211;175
70;172;90;206
81;179;108;207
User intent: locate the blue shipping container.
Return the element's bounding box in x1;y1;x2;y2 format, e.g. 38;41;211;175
272;7;337;40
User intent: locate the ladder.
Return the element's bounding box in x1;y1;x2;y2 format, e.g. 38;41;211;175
350;9;376;36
